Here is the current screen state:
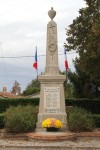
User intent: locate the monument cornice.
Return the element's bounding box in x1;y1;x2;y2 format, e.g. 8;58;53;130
38;75;66;80
38;75;66;84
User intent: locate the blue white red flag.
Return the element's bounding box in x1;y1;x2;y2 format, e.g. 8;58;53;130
33;47;37;70
64;48;68;70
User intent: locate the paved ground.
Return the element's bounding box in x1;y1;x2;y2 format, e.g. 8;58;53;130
0;130;100;150
0;138;100;150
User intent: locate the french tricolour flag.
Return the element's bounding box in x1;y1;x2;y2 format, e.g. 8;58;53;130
64;48;68;70
33;47;37;70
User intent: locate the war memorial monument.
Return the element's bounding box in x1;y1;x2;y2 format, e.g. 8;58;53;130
36;7;67;131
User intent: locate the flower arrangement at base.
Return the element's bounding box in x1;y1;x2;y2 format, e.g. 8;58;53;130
42;118;63;130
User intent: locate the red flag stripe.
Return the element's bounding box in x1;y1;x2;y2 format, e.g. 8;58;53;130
64;48;68;70
33;62;37;70
65;60;68;70
33;47;37;70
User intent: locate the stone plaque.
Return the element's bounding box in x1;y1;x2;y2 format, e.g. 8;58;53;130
44;87;60;113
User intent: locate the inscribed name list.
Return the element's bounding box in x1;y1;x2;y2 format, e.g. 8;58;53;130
44;87;60;111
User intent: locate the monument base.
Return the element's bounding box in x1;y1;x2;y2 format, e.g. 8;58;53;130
36;113;67;131
36;74;67;131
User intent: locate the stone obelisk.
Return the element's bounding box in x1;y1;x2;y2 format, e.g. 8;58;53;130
36;7;67;131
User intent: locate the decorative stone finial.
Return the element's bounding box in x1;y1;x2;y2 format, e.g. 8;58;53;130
48;7;56;20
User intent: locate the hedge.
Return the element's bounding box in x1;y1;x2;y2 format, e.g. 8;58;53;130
92;114;100;128
0;98;39;113
65;98;100;114
0;98;100;114
0;114;4;128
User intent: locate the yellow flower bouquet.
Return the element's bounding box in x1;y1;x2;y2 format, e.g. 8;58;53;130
42;118;63;130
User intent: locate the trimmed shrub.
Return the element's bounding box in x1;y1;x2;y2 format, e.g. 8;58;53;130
68;107;95;132
0;98;100;114
0;114;4;128
4;105;37;133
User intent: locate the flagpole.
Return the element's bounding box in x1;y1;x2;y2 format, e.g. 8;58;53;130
37;63;38;80
65;68;67;81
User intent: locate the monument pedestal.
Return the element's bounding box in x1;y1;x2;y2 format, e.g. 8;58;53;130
36;75;67;131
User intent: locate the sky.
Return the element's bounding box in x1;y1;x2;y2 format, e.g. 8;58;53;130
0;0;86;92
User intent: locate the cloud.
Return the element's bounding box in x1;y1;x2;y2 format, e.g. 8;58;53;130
0;0;86;91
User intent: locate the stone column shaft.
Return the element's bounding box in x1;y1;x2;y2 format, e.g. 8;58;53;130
45;20;59;75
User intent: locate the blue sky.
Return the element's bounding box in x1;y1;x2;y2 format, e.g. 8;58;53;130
0;0;86;92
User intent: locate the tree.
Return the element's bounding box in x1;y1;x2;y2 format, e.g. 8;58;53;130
22;79;40;96
68;66;93;98
11;80;21;95
59;70;74;98
64;82;74;98
65;0;100;98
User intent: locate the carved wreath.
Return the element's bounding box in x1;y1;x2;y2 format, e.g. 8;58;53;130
48;34;57;54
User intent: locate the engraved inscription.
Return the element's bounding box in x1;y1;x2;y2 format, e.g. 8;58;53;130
44;87;60;113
